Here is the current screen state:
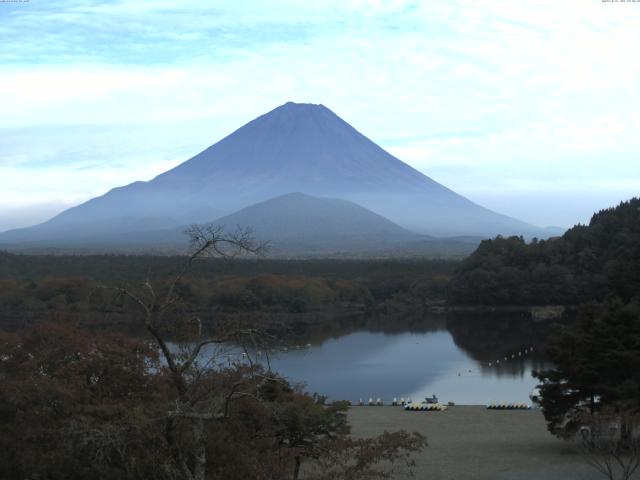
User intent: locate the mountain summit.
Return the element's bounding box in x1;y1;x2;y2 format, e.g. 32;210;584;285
161;101;442;194
0;102;543;245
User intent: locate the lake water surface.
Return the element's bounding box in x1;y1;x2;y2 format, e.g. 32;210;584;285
194;314;552;405
261;328;547;405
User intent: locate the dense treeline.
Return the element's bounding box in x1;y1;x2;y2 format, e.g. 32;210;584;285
450;198;640;305
0;255;455;332
0;274;370;314
0;253;455;288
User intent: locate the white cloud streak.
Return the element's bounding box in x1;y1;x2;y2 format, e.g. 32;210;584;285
0;0;639;229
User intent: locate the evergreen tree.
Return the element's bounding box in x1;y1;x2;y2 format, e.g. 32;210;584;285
534;301;640;437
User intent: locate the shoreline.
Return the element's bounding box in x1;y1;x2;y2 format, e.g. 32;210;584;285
347;405;600;480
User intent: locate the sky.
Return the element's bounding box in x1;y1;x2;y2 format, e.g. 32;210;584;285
1;0;639;231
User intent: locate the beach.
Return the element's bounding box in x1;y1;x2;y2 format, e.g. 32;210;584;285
347;406;604;480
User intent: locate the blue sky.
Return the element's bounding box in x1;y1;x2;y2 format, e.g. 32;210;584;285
1;0;639;231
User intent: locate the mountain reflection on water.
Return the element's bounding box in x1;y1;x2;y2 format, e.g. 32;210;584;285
198;312;553;405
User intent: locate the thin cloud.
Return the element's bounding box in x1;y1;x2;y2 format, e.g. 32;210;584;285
0;0;639;228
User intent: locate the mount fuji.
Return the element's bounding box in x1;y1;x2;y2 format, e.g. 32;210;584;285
0;102;546;250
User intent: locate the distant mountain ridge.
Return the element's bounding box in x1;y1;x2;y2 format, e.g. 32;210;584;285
0;102;548;250
0;193;482;258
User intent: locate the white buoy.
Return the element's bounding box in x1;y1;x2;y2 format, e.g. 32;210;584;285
496;360;500;364
489;362;492;367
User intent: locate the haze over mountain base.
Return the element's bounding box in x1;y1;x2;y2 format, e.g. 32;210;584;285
0;102;555;255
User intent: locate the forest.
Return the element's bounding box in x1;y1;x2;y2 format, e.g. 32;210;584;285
449;198;640;306
0;253;454;334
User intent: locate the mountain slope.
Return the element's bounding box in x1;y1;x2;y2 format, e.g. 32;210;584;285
0;102;544;244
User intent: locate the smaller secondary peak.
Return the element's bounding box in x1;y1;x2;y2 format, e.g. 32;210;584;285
262;192;328;204
275;192;311;199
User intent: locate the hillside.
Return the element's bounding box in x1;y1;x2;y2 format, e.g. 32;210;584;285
449;197;640;305
215;193;412;239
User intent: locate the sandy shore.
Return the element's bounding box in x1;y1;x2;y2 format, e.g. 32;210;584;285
347;406;605;480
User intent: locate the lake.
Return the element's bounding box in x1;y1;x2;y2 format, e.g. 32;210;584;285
196;313;552;405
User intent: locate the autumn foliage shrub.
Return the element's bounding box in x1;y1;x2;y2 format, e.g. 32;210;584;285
0;323;426;480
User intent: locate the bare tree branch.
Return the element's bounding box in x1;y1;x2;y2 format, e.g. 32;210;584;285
107;223;267;480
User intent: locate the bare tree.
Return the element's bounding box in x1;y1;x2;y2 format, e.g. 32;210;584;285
108;224;426;480
114;224;268;480
577;410;640;480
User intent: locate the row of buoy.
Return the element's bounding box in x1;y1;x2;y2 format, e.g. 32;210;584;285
239;344;313;358
486;403;531;410
488;346;535;367
405;403;447;411
280;344;313;353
